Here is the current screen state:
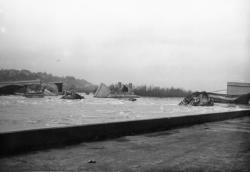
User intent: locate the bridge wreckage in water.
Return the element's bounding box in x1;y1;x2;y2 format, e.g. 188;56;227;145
0;80;63;98
94;82;139;99
179;91;250;106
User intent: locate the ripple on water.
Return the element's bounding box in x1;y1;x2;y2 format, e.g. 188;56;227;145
0;96;249;132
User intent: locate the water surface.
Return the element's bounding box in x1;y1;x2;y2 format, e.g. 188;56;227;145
0;95;249;132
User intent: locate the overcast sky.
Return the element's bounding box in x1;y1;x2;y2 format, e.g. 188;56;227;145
0;0;249;91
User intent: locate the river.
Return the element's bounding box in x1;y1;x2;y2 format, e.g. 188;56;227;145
0;95;249;132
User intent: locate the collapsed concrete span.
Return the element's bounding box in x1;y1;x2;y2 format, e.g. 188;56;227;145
180;91;250;106
94;82;139;98
94;83;111;98
0;80;63;95
179;92;214;106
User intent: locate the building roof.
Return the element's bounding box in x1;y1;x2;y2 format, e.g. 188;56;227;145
227;82;250;87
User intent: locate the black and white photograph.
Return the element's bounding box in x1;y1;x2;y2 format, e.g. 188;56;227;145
0;0;250;171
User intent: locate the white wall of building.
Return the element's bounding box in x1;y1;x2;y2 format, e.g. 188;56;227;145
227;82;250;95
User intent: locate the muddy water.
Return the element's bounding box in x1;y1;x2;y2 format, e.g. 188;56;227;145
0;95;249;132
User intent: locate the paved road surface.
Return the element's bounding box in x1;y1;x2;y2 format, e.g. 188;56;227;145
1;116;250;171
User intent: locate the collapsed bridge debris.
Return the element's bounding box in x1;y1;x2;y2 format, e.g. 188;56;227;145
0;80;63;96
94;82;139;99
179;92;250;106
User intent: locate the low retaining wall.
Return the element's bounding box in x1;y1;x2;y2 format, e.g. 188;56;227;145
1;110;250;156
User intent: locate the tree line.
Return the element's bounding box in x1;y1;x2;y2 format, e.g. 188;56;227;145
0;69;192;97
134;85;192;97
0;69;97;93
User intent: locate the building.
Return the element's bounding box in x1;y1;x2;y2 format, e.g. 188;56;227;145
227;82;250;95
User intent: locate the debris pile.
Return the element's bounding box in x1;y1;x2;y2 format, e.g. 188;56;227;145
180;91;250;106
179;92;214;106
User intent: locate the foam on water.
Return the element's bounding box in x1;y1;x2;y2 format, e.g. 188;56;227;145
0;95;249;132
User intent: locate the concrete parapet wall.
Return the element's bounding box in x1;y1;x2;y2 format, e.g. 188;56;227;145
1;110;250;156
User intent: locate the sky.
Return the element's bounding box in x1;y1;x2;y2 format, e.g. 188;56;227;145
0;0;249;91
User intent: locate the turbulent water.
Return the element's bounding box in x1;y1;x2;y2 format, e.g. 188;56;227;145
0;95;249;132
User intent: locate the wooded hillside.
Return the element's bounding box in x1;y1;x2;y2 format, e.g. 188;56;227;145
0;69;97;93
